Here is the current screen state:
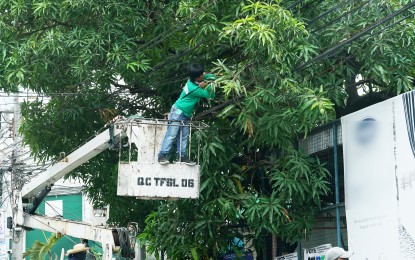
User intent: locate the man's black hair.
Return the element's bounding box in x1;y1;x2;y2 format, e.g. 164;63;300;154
188;63;204;83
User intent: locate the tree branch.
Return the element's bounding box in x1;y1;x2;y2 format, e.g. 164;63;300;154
18;24;60;38
193;99;238;120
129;105;163;118
18;19;72;38
111;82;158;96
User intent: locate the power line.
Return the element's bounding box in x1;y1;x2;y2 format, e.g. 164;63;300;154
19;209;109;256
370;11;415;37
0;4;213;105
136;2;215;53
287;0;322;12
311;0;371;33
43;199;84;223
287;0;306;9
295;1;415;71
101;3;214;100
43;200;62;217
307;0;357;26
17;208;79;245
0;175;14;221
148;40;207;73
0;71;188;107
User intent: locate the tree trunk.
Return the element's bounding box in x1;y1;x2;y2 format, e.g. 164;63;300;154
345;74;359;107
272;235;277;258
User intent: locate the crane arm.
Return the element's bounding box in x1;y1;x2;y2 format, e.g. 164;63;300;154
23;214;115;243
21;127;125;199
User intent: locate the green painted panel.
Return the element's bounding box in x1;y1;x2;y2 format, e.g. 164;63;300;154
25;193;83;259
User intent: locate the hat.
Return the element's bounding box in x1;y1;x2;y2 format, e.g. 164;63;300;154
325;247;354;260
67;243;89;254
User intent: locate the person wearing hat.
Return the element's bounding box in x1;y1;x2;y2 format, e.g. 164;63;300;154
67;243;89;260
325;247;354;260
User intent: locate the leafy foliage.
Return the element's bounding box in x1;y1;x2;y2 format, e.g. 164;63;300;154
1;0;414;258
23;232;61;260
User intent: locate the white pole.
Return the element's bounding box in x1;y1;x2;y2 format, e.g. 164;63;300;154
11;93;25;260
0;110;13;260
135;240;146;260
60;248;65;260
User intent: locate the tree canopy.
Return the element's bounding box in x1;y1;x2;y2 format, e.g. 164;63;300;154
1;0;414;258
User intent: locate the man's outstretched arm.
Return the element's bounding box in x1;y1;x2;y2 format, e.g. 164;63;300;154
195;82;215;99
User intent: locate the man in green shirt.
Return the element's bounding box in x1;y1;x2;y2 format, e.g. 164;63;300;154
158;63;216;165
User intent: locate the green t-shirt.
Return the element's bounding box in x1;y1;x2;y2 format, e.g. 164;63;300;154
174;79;216;118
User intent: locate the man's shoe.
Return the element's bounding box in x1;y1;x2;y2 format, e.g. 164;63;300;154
158;156;169;165
181;158;197;166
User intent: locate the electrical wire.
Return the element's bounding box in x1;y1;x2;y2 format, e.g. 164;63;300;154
43;200;62;217
288;0;323;12
0;3;212;109
0;143;59;191
295;1;415;70
42;199;85;223
95;3;214;101
136;1;215;53
8;185;101;257
307;0;358;26
4;1;409;234
0;43;201;103
0;79;171;191
0;193;12;212
17;209;126;257
287;0;306;9
17;207;79;244
311;0;371;33
369;11;415;37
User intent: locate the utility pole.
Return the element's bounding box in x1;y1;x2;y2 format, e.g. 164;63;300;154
0;109;13;260
11;93;24;260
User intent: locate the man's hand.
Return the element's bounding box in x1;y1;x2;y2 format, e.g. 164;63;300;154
198;82;207;88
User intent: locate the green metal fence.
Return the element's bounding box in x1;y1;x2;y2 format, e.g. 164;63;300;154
295;120;347;259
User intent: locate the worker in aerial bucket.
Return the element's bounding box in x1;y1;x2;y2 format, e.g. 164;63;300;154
158;63;216;165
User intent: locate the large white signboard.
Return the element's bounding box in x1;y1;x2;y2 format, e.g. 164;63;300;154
342;90;415;259
117;162;200;199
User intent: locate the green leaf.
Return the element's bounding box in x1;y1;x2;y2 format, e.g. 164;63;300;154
191;248;199;260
